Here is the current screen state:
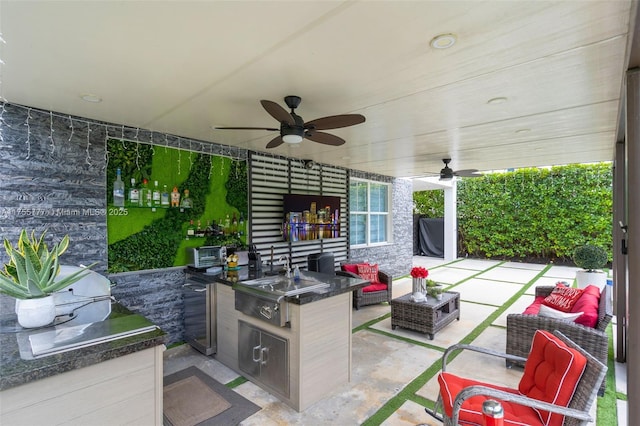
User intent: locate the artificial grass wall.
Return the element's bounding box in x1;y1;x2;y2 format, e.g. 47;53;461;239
106;139;248;272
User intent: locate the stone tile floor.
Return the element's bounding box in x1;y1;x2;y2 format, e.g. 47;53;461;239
163;256;627;425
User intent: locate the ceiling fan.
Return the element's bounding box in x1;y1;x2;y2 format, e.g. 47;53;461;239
214;96;365;149
439;158;482;180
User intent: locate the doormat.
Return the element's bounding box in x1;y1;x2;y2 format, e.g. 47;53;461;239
163;366;260;426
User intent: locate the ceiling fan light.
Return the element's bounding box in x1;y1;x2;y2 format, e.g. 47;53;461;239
282;134;303;144
439;172;454;181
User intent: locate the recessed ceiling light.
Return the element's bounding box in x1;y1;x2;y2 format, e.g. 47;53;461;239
487;97;508;105
515;128;531;134
430;33;457;49
80;94;102;103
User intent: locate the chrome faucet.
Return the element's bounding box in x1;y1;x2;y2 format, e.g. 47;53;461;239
278;255;291;277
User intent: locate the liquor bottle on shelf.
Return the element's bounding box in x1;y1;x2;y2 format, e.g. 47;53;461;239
128;178;139;207
232;213;238;235
113;168;125;207
195;220;205;237
224;214;231;234
238;212;245;236
140;179;152;207
186;220;195;240
160;184;170;207
180;189;193;209
152;181;161;207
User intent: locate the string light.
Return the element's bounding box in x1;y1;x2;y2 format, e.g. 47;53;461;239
49;111;55;154
85;123;92;166
177;137;181;175
104;125;109;170
4;103;249;169
134;128;140;170
0;103;6;143
24;108;32;159
188;140;193;170
208;143;214;179
67;115;74;142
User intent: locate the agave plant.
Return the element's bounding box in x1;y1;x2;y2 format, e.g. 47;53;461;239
0;230;95;299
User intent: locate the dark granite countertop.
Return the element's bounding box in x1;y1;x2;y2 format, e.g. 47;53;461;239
0;303;165;391
186;266;368;305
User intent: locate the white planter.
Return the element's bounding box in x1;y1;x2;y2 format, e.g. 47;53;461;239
15;296;56;328
575;270;607;291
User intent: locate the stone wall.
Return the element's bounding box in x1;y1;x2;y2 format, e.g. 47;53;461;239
348;177;414;279
109;268;186;344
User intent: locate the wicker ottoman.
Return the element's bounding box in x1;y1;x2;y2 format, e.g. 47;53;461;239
391;291;460;339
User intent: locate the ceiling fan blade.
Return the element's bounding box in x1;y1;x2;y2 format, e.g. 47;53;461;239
305;131;345;146
266;135;284;149
260;100;294;125
214;126;279;131
305;114;365;130
455;169;481;177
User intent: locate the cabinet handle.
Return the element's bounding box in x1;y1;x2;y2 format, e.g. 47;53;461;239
259;305;273;319
252;345;261;362
261;347;269;365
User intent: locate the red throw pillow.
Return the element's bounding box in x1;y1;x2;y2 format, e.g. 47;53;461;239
342;263;362;275
357;263;379;282
542;284;583;313
571;285;601;328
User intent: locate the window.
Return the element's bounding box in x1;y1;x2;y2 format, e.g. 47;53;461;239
349;179;391;246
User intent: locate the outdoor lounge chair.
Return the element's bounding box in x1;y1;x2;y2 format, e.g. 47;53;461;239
426;330;606;426
505;285;612;395
336;260;392;310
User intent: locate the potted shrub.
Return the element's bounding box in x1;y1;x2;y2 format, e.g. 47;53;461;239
0;230;94;328
572;244;608;290
426;279;444;300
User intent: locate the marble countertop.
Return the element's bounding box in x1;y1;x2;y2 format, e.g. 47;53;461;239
0;303;165;391
186;266;368;305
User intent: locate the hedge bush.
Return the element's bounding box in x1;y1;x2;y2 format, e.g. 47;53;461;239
414;163;613;263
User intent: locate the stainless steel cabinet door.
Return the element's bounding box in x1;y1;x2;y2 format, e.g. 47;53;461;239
238;320;289;397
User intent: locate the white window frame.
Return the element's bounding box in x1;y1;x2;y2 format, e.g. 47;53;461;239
349;178;391;247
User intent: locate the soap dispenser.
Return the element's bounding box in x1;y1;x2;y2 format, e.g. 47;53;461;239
293;265;301;282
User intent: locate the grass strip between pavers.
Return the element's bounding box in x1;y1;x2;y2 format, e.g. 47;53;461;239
226;376;250;389
362;263;551;425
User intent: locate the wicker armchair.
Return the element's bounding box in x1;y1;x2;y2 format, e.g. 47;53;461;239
426;330;607;426
336;260;393;310
506;285;612;395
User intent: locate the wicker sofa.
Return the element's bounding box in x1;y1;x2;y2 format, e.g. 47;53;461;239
336;260;393;310
506;285;612;395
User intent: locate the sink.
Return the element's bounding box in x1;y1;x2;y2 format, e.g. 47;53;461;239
237;275;329;297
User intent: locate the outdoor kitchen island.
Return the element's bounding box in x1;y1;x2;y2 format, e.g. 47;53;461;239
210;267;368;412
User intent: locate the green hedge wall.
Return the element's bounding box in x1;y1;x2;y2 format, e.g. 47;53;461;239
414;163;613;263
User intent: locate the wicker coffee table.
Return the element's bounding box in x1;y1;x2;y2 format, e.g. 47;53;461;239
391;291;460;339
